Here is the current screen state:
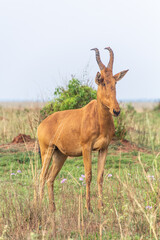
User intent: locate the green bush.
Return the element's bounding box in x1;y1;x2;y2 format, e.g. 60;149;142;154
40;78;97;119
40;77;127;140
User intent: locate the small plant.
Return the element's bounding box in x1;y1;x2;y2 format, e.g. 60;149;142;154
153;102;160;111
114;108;127;140
126;103;136;115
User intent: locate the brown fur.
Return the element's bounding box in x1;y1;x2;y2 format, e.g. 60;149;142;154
38;47;128;212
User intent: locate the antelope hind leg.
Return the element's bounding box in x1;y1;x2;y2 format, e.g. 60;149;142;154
47;149;67;212
39;146;54;203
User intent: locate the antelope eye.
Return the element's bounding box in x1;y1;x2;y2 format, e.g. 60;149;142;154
102;83;105;87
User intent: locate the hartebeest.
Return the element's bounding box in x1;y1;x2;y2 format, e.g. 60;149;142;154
38;47;128;212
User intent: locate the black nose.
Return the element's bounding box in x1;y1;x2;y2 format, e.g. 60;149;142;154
113;109;120;116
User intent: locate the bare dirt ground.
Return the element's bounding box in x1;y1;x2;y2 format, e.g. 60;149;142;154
111;139;149;154
0;137;148;155
0;137;38;152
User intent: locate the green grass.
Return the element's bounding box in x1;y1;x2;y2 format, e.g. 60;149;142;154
0;144;160;239
0;150;35;179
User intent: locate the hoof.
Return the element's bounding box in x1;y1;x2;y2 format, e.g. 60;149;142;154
85;204;93;213
49;203;56;212
87;207;93;213
98;200;104;210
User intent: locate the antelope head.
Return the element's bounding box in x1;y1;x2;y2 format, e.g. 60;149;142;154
91;47;128;117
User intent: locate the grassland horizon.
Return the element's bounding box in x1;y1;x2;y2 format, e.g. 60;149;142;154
0;100;159;111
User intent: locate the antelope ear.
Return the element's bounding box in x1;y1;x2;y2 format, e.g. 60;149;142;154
113;69;129;82
95;72;104;85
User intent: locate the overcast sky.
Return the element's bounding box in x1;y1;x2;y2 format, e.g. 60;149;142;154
0;0;160;101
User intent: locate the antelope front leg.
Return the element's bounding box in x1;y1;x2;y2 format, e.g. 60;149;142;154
97;149;108;210
82;145;92;212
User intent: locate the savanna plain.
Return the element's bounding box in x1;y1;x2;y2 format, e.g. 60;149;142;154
0;102;160;240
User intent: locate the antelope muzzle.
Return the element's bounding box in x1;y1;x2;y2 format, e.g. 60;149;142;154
113;109;120;117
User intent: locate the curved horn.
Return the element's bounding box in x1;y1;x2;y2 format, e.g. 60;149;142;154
91;48;105;70
104;47;114;70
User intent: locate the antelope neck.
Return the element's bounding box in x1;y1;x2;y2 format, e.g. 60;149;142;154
97;97;113;132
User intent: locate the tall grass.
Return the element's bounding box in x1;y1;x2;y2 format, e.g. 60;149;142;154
120;104;160;151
